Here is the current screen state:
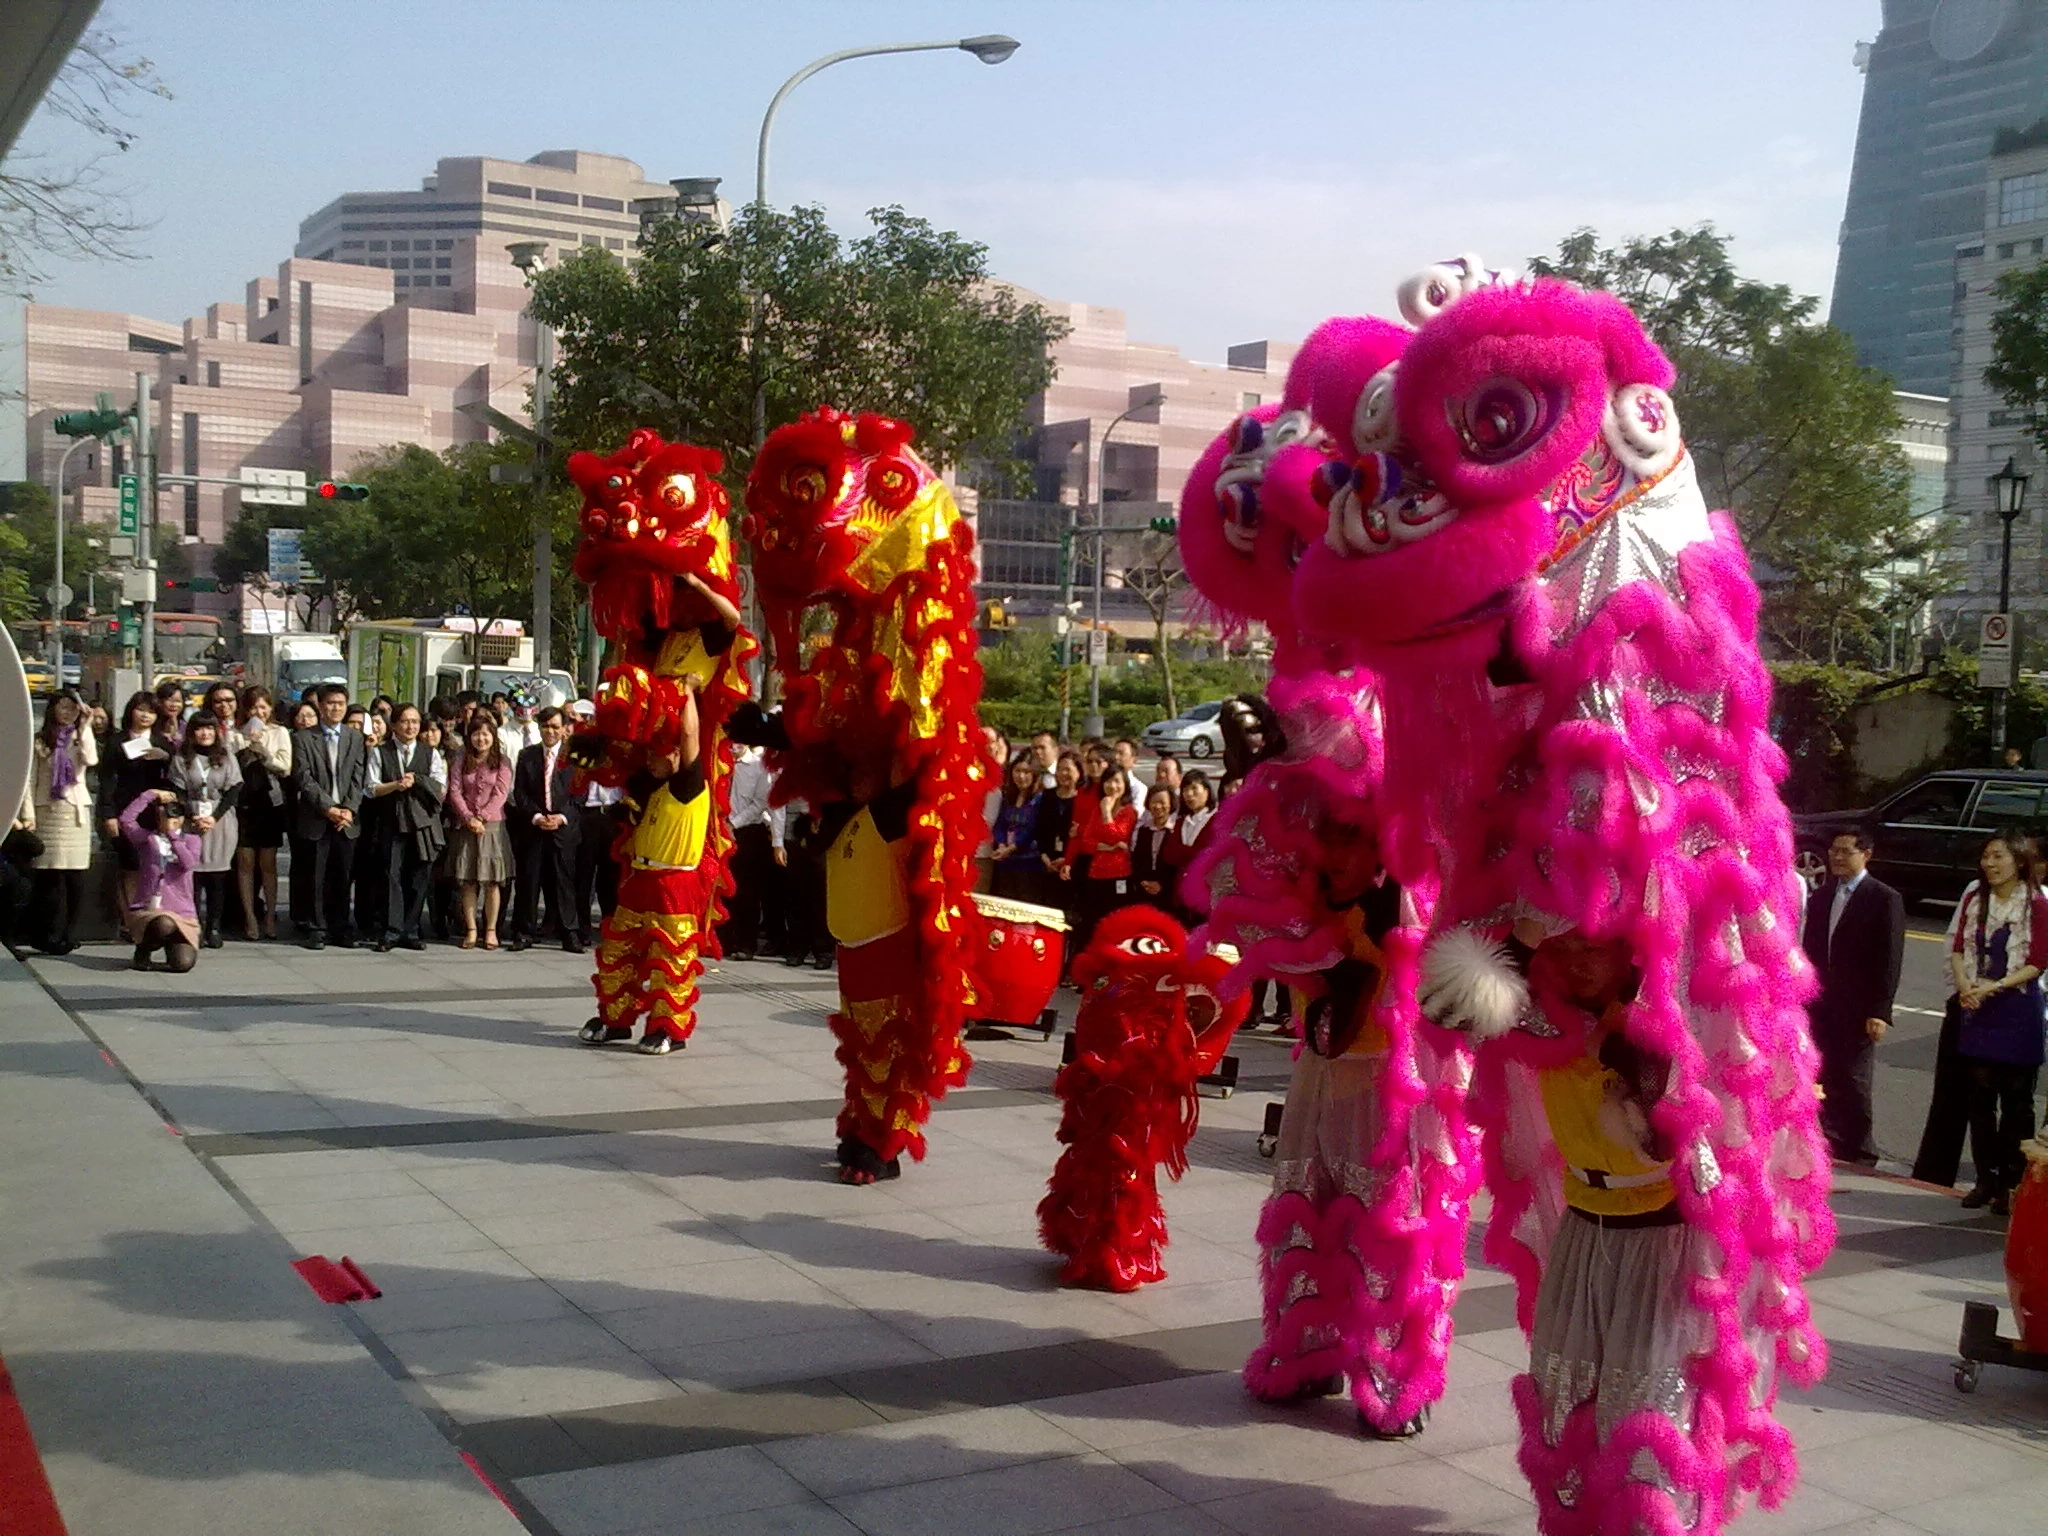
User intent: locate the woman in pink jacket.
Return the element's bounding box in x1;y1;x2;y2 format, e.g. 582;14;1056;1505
120;788;202;972
446;714;514;949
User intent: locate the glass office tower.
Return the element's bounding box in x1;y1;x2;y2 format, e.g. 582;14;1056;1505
1831;0;2048;393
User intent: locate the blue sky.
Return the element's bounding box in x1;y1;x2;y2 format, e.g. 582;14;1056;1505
4;0;1878;473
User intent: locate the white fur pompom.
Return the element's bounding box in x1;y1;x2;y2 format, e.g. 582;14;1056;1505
1418;929;1528;1040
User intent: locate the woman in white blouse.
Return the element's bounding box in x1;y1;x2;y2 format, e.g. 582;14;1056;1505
27;691;99;954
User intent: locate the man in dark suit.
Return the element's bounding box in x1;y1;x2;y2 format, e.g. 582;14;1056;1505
510;705;583;952
290;683;370;950
1800;827;1906;1166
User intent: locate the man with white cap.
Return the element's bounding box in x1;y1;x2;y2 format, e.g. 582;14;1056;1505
568;698;622;947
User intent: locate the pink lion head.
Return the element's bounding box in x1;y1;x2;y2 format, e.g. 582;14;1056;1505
1179;317;1408;653
1294;264;1681;657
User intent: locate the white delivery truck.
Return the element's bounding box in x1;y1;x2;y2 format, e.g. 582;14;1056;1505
238;632;349;703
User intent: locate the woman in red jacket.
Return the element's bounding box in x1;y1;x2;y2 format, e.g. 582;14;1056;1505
1062;763;1137;959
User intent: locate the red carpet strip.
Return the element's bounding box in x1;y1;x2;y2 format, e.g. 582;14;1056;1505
0;1358;69;1536
291;1255;382;1302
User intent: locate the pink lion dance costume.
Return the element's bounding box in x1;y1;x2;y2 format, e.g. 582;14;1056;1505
1038;906;1247;1290
1178;321;1480;1438
1293;257;1834;1535
565;429;757;1056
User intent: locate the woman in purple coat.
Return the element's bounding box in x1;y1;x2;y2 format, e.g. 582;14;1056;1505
120;788;202;973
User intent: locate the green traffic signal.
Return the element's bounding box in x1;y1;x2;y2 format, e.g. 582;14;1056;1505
1148;515;1177;533
52;408;127;439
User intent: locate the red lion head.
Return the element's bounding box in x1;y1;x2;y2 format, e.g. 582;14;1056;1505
1073;906;1248;1075
741;407;938;668
567;428;743;643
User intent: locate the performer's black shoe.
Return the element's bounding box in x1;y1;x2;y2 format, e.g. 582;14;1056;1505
562;936;586;955
835;1137;901;1185
728;950;756;963
1359;1404;1429;1440
810;952;833;971
636;1030;680;1056
1961;1185;1995;1209
578;1017;633;1046
784;952;808;968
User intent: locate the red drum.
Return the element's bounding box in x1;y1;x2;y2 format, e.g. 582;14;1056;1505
970;894;1067;1027
2007;1139;2048;1353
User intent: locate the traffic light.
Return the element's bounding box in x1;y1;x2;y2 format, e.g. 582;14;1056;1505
161;578;220;592
316;481;370;501
54;391;129;439
1148;515;1177;533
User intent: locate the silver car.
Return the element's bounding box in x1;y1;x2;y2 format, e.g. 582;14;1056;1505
1139;700;1225;759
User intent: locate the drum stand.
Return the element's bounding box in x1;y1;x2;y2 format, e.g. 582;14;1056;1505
966;1008;1059;1042
1952;1300;2048;1392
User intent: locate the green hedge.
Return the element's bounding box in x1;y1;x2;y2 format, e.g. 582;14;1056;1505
978;697;1168;744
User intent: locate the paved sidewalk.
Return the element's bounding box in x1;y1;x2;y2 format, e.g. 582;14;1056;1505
6;938;2048;1536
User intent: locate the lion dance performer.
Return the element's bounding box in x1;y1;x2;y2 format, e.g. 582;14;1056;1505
735;407;989;1184
563;429;757;1056
1291;256;1834;1535
1038;906;1246;1290
1176;318;1478;1439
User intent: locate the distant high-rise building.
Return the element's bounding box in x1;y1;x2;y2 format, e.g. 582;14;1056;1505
295;151;699;290
1831;0;2048;393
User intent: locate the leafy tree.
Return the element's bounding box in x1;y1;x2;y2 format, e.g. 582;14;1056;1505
1530;227;1919;666
0;479;110;619
527;203;1067;489
0;519;32;623
1;27;170;299
1985;263;2048;461
1113;529;1188;718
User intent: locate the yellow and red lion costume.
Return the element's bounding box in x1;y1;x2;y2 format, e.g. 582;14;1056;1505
738;407;989;1181
565;428;758;1054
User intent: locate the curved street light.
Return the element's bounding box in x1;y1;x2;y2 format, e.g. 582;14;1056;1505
1082;392;1165;738
754;35;1021;208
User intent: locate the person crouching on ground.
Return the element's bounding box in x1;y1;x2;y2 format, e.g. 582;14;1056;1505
120;790;202;973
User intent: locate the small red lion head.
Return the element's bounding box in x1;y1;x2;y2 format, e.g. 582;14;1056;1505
1073;906;1248;1072
567;428;741;642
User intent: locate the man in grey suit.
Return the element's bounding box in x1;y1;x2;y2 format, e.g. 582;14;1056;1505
291;683;369;950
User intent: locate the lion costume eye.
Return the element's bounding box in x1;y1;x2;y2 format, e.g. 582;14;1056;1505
1453;377;1554;465
657;474;698;513
786;466;829;505
1118;934;1173;958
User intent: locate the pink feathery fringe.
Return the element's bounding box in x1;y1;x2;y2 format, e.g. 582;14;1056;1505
1198;666;1483;1430
1378;511;1832;1533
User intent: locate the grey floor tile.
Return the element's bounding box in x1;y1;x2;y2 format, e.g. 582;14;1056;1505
520;1444;815;1535
1893;1471;2048;1535
652;1317;941;1391
1799;1423;2043;1512
829;1450;1183;1536
1200;1456;1530;1535
1108;1417;1423;1504
1031;1372;1272;1453
761;1403;1096;1498
359;1276;576;1335
614;1504;865;1536
422;1353;682;1423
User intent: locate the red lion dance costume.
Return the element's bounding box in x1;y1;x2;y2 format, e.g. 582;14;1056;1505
564;429;757;1056
738;408;988;1184
1177;319;1478;1439
1291;257;1834;1536
1038;906;1245;1290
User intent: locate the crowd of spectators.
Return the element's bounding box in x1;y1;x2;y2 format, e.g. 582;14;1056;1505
5;679;622;972
5;686;1267;1019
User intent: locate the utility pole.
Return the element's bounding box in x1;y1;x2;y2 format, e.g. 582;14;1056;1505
531;320;554;686
134;371;157;691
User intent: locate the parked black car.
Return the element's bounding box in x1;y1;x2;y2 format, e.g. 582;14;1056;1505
1791;769;2048;901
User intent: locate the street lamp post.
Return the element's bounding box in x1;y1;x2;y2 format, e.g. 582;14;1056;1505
46;435;94;674
1085;392;1164;739
508;242;554;693
748;34;1020;449
1990;454;2031;752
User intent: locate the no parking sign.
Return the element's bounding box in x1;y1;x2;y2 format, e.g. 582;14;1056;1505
1981;612;2015;689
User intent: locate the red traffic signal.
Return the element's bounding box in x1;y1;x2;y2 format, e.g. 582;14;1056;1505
316;481;370;501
